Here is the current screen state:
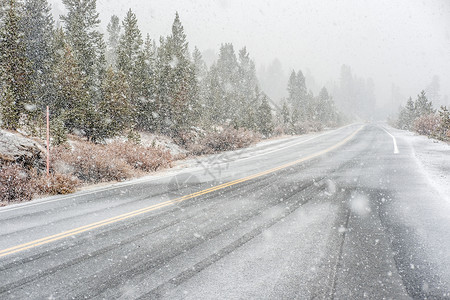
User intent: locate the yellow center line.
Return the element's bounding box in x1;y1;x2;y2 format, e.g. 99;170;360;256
0;125;364;258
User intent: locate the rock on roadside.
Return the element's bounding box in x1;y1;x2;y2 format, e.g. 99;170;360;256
0;130;46;169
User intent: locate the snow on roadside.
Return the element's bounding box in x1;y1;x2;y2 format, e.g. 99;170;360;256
400;129;450;202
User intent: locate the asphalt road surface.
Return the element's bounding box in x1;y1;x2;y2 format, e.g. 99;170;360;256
1;124;449;299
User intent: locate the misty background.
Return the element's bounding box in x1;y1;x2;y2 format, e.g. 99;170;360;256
50;0;450;119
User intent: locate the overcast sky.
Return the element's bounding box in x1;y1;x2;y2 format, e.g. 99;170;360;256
50;0;450;108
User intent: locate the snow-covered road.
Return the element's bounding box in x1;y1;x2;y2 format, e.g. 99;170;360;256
0;124;449;299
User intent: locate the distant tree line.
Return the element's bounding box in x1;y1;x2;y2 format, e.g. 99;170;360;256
327;65;376;121
0;0;342;144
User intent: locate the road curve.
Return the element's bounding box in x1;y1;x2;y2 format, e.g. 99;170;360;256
0;124;449;299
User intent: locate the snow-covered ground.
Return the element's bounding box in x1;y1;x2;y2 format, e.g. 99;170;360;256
385;126;450;295
407;133;449;202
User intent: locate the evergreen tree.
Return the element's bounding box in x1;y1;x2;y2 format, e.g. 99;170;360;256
116;9;143;128
192;46;207;80
192;46;209;125
21;0;55;111
397;97;416;130
106;15;120;67
281;101;290;124
316;87;336;125
117;9;142;85
53;42;88;127
236;47;258;129
100;67;132;137
287;69;307;121
414;90;434;117
438;106;450;140
257;94;273;136
61;0;106;95
53;40;105;142
203;63;226;125
155;12;199;135
0;0;33;129
134;35;157;130
214;43;239;123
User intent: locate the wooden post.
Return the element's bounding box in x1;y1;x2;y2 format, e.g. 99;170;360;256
46;106;50;178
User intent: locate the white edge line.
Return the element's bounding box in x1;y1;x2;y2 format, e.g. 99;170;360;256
381;127;399;154
0;123;359;213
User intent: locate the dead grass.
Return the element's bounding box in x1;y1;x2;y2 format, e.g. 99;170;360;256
186;127;260;156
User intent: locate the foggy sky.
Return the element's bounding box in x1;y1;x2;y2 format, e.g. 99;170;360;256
50;0;450;110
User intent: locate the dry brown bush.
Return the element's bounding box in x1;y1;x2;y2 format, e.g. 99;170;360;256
33;172;80;195
108;142;173;172
51;141;173;183
413;114;441;137
0;164;34;204
51;143;134;183
187;127;260;156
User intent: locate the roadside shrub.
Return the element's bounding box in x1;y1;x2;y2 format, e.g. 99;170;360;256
0;164;34;204
108;142;173;172
187;127;260;156
51;140;173;183
33;172;80;195
413;114;440;137
52;143;133;183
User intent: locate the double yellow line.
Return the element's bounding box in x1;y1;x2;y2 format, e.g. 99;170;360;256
0;125;364;258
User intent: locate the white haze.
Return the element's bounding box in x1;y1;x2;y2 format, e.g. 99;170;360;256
50;0;450;116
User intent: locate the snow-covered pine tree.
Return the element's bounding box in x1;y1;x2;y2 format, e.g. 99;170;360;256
53;37;105;142
100;67;132;137
316;87;337;126
0;0;33;130
414;90;434;117
287;70;306;121
134;35;157;130
203;63;226;125
397;97;416;130
192;46;209;126
281;101;290;125
61;0;106;97
257;93;273;136
117;9;142;88
106;15;120;68
215;43;239;123
236;47;258;129
21;0;55;112
155;12;199;136
116;9;143;128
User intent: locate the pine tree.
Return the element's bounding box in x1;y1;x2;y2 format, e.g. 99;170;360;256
134;37;156;130
117;9;142;84
281;101;290;124
61;0;105;95
316;87;336;125
116;9;143;128
214;43;239;123
397;97;416;130
192;46;208;126
0;0;33;130
53;40;105;142
414;90;434;117
106;15;120;67
53;42;88;124
203;63;226;125
287;70;307;121
21;0;55;112
437;106;449;140
236;47;258;129
51;116;68;146
155;12;199;135
257;94;273;136
100;67;132;137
